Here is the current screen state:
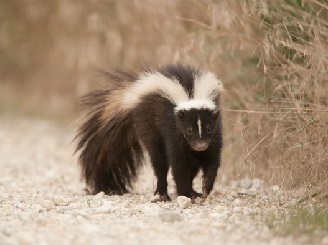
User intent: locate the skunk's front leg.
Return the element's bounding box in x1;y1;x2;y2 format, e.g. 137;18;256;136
149;143;171;202
171;160;193;198
201;160;220;199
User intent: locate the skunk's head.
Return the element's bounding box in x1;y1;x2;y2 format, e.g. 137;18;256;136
175;106;220;151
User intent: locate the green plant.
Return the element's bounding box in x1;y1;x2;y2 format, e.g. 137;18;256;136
282;205;328;236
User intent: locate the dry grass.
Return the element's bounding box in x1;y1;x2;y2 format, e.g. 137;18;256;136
233;0;328;191
0;0;327;192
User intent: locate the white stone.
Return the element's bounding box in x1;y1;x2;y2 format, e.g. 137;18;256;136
243;207;256;215
94;191;105;198
95;200;113;213
233;198;241;205
251;178;262;190
239;178;252;189
210;212;228;219
176;196;191;209
140;204;161;215
271;185;280;192
233;206;242;213
53;196;69;206
40;199;55;211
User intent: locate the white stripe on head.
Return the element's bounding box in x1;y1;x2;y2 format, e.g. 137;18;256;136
174;99;216;112
174;71;223;111
121;72;189;109
197;114;202;138
194;71;223;101
121;69;223;112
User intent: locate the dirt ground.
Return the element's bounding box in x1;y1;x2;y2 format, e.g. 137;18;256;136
0;117;326;245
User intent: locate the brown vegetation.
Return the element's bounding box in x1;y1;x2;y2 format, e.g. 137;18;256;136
0;0;327;191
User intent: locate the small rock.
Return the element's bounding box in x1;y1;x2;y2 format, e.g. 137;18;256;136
243;207;256;215
228;191;238;198
238;188;248;195
247;190;257;196
141;204;161;215
238;189;256;196
2;193;11;199
210;212;228;219
233;198;241;205
95;191;105;198
176;196;191;209
96;200;113;213
239;177;252;189
40;199;55;210
251;178;262;190
53;196;69;206
233;206;242;213
271;185;280;192
260;195;268;200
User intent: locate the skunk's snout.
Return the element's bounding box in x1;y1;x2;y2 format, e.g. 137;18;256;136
191;140;209;151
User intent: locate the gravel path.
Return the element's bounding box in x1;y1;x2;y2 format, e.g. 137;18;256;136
0;117;325;245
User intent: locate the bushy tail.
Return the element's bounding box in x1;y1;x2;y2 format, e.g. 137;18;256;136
75;72;144;195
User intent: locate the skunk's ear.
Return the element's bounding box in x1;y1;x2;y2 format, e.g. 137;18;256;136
212;109;219;119
177;110;185;119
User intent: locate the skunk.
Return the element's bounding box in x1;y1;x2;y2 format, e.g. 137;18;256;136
75;64;223;201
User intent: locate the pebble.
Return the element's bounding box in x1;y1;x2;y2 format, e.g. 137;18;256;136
239;178;252;189
53;196;69;206
140;203;161;215
95;200;113;213
233;206;242;213
243;207;256;215
210;212;228;219
251;178;262;190
271;185;280;192
233;198;241;205
40;199;55;211
2;193;11;199
176;196;191;209
94;191;105;198
226;195;235;202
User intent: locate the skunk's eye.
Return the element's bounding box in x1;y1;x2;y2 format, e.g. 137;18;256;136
206;125;211;133
187;128;193;135
177;111;184;119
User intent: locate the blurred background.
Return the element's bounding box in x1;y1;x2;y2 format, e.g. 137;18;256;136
0;0;327;190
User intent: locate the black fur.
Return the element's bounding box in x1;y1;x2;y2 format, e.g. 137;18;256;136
75;65;222;201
